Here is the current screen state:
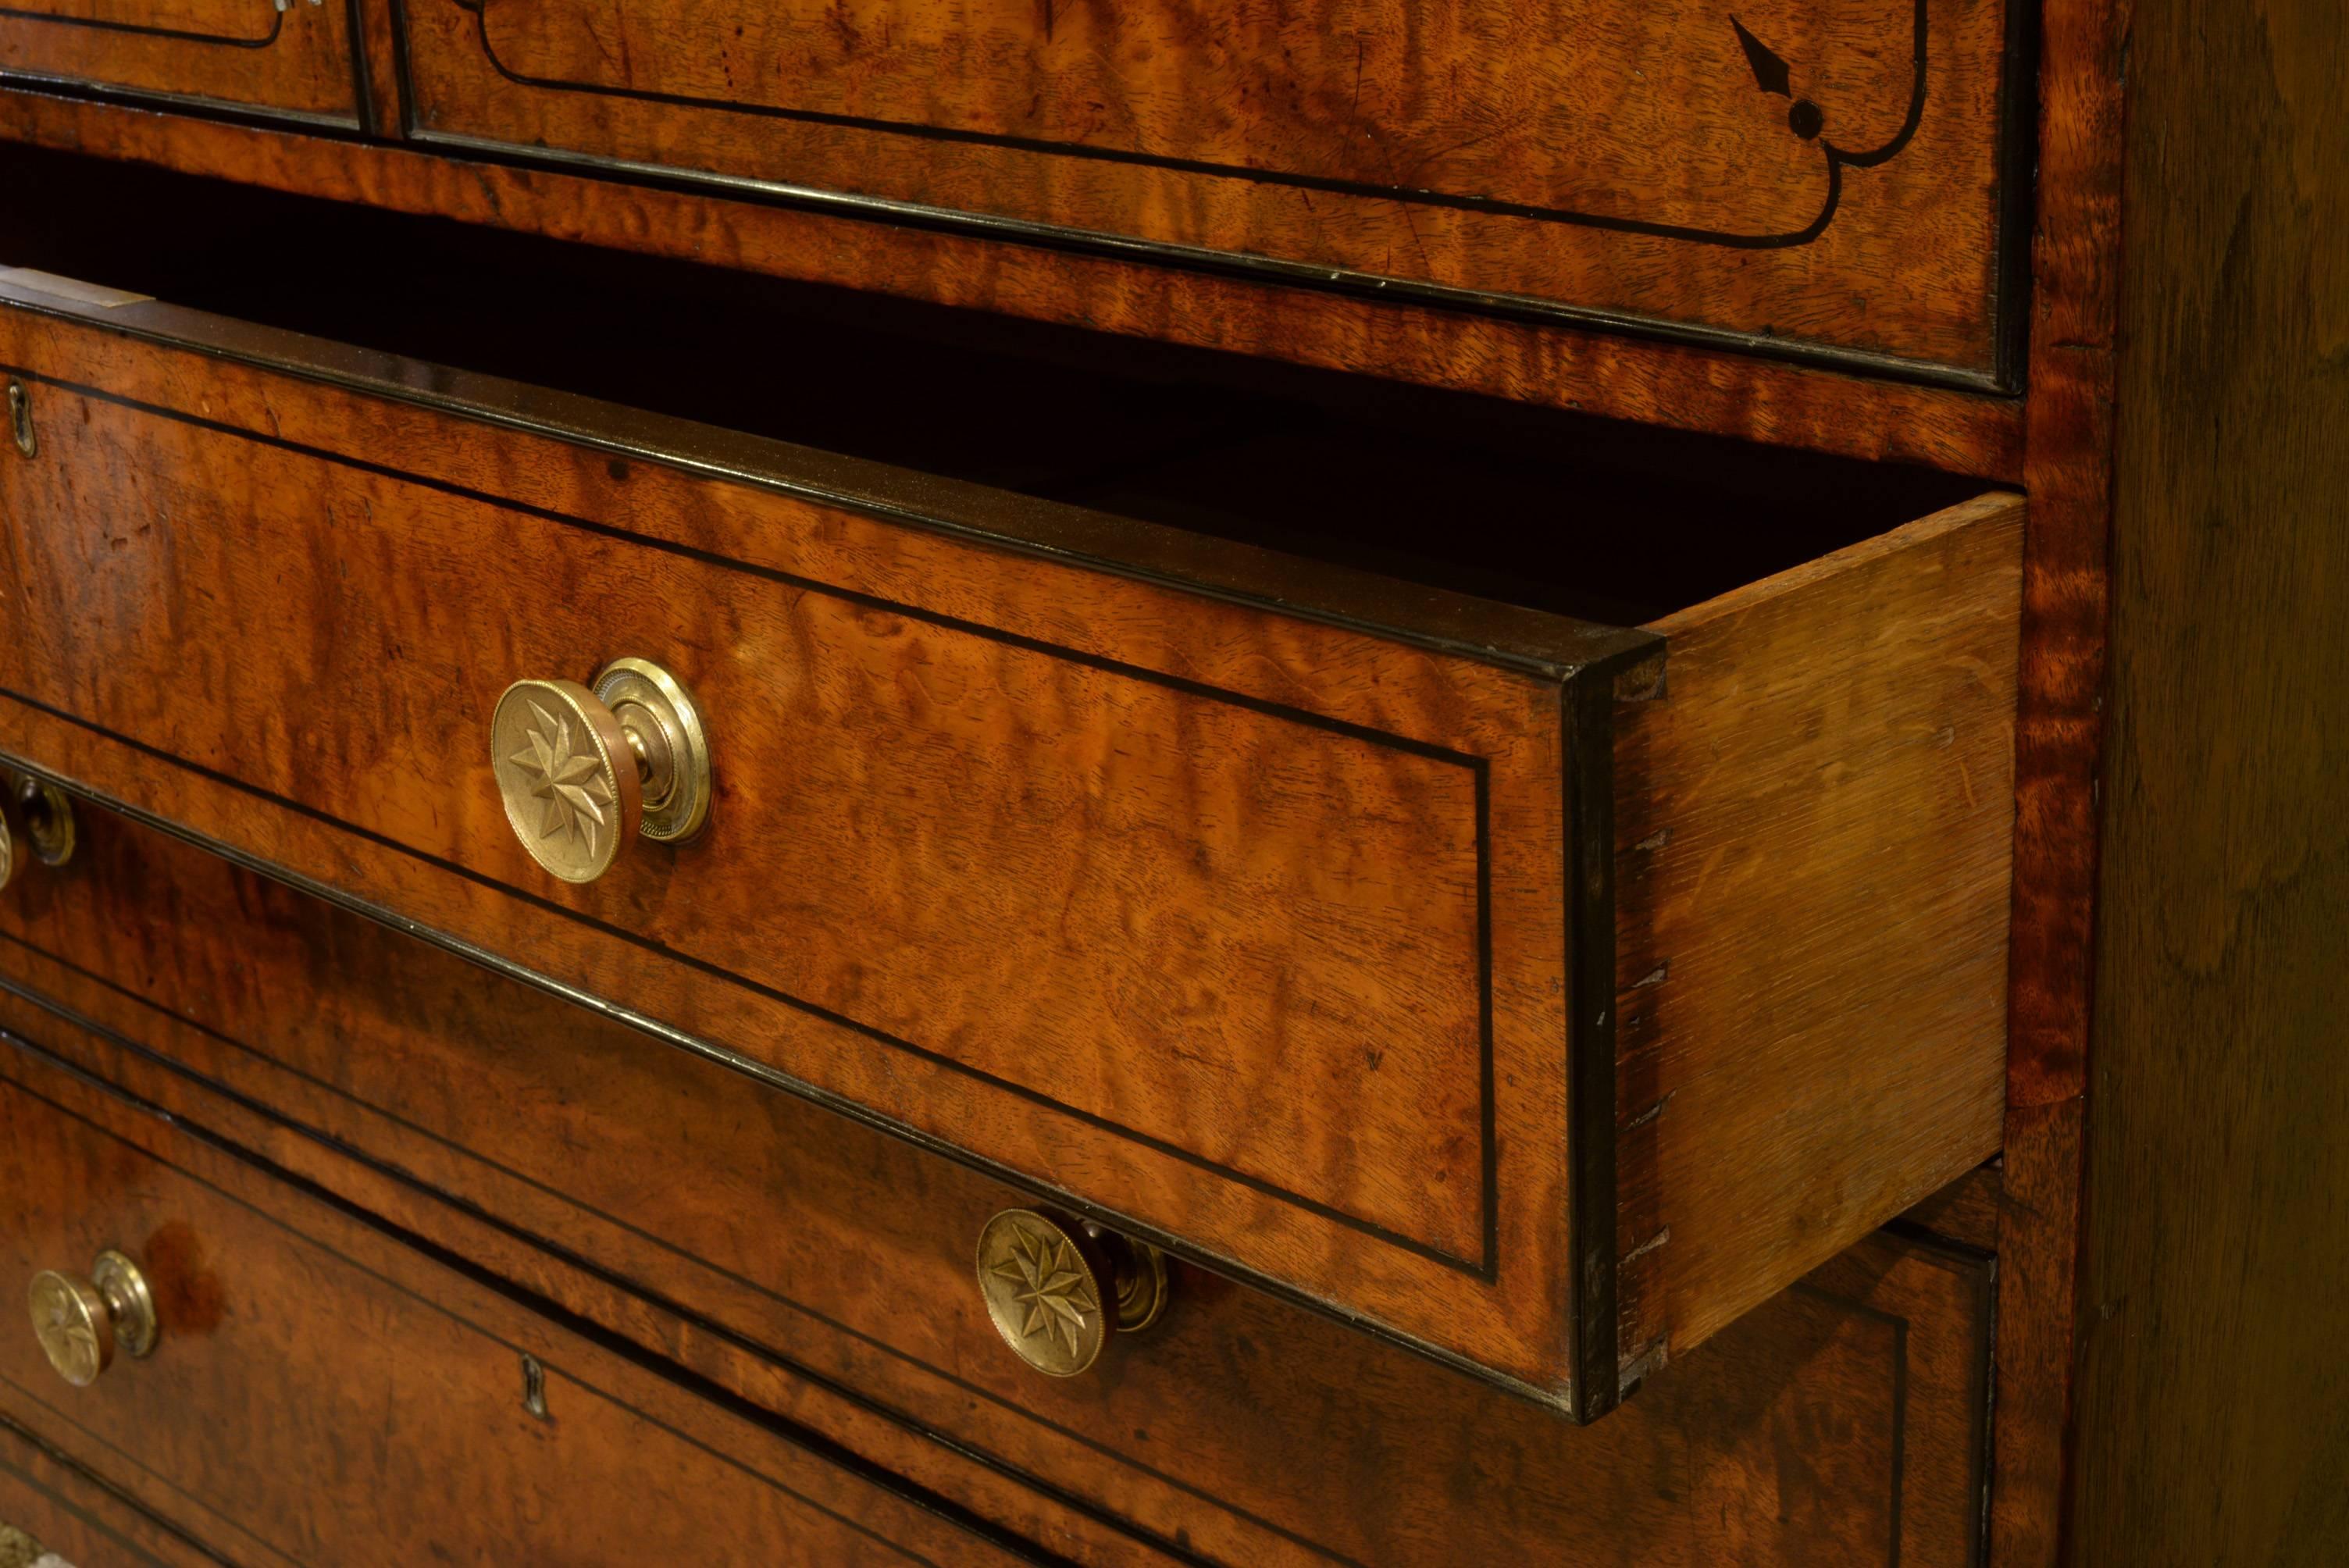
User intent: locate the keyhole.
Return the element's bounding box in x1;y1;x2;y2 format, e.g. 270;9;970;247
7;380;34;459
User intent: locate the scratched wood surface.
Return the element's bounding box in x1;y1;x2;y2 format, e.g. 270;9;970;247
0;1042;1044;1567
0;0;357;120
401;0;2016;374
0;818;1994;1566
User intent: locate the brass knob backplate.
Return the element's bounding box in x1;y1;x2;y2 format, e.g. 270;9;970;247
28;1249;158;1388
975;1209;1167;1377
491;657;711;885
9;774;76;869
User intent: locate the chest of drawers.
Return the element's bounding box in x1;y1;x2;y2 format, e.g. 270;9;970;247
0;0;2343;1563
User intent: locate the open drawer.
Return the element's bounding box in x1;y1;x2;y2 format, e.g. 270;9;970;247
0;183;2016;1419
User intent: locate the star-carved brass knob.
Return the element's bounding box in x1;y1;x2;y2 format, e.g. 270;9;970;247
490;657;711;885
975;1209;1168;1377
27;1249;159;1388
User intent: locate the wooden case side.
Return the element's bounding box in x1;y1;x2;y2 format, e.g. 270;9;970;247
1613;493;2021;1383
2069;0;2349;1557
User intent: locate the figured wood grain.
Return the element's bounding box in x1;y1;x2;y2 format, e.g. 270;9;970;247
1614;494;2020;1380
0;0;357;120
2066;0;2349;1558
0;92;2030;479
403;0;2015;373
0;1044;1044;1567
0;815;1995;1565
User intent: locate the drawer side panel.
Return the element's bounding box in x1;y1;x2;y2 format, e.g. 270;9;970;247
1614;494;2019;1378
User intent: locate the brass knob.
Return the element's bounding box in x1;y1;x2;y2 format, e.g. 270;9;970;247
28;1249;159;1388
491;657;711;884
10;774;76;868
975;1209;1167;1377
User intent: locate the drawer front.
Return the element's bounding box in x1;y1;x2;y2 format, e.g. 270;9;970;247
401;0;2021;380
0;805;1995;1566
0;273;1637;1408
0;0;359;122
0;1036;1040;1566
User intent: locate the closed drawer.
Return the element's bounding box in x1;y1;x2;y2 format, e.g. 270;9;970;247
0;252;2016;1416
0;803;1996;1566
0;1029;1048;1566
401;0;2022;380
0;0;358;123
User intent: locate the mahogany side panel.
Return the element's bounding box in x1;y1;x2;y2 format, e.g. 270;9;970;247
0;0;358;121
0;1045;1045;1568
401;0;2016;374
1615;494;2019;1378
0;91;2030;479
0;814;1996;1566
2068;0;2349;1558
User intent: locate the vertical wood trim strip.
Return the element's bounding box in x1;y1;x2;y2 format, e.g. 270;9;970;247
1993;0;2134;1559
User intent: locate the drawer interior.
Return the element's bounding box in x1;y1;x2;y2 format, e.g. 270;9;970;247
0;141;1986;628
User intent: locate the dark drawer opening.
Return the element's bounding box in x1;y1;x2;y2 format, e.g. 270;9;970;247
1;141;1985;629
